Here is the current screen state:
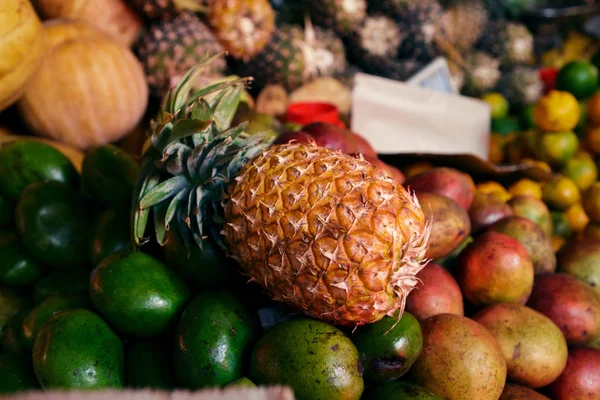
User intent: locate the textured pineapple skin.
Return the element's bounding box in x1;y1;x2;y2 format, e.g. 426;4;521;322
440;0;488;53
498;66;543;107
308;0;367;37
207;0;275;61
223;144;429;326
477;21;534;68
134;12;225;97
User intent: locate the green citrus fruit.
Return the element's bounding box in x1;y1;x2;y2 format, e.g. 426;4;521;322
556;61;599;99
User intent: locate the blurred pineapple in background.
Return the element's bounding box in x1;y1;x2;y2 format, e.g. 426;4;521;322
542;31;600;69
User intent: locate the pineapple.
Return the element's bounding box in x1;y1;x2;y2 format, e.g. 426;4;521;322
440;0;489;53
347;15;403;72
235;23;347;92
128;0;207;20
134;12;226;97
462;52;501;97
308;0;368;38
497;66;543;108
477;21;534;68
133;56;430;327
370;0;444;62
206;0;275;62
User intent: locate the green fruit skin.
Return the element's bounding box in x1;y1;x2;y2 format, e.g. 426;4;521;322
249;318;363;400
551;211;572;239
508;197;553;237
557;237;600;295
0;140;79;202
90;251;190;339
81;145;140;210
22;294;91;350
16;181;89;268
0;353;40;393
126;340;175;389
226;377;257;388
491;116;522;136
352;312;423;384
0;194;14;229
362;381;443;400
32;309;125;390
164;233;234;290
0;309;30;354
174;291;259;390
90;209;131;267
556;61;599;99
0;231;42;286
33;268;90;304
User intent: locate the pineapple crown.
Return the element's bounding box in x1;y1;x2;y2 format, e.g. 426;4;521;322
133;54;275;253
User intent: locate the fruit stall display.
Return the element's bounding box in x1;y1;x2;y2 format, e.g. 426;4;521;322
1;1;600;400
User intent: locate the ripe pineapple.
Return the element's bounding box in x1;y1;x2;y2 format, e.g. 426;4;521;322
462;52;501;97
134;12;225;97
308;0;368;37
133;56;430;327
477;21;534;68
206;0;275;61
347;15;403;71
236;23;347;92
370;0;444;62
128;0;207;20
497;66;543;107
440;0;489;53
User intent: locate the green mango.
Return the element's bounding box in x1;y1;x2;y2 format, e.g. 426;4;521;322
22;294;91;350
90;251;190;339
352;312;423;383
0;309;29;354
250;318;363;400
32;309;125;390
89;209;131;267
126;339;174;389
16;181;89;268
0;139;79;202
81;144;140;211
174;291;259;389
0;286;28;335
0;231;42;286
0;194;14;229
0;353;40;393
362;381;443;399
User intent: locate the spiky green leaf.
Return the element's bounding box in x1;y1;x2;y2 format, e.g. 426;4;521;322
139;175;188;209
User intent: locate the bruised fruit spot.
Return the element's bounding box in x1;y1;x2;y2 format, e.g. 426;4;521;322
331;344;339;351
512;343;521;360
372;357;406;372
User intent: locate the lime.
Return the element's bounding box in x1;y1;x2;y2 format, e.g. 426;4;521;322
482;92;509;119
491;116;522;136
551;211;572;239
521;103;536;129
556;61;599;99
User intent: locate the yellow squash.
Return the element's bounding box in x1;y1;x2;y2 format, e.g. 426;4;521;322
0;0;45;111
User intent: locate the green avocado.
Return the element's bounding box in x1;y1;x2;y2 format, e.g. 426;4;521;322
0;194;14;229
352;312;423;384
32;309;125;390
90;209;132;267
249;318;364;400
362;381;443;399
0;353;40;393
22;294;91;350
126;339;174;389
90;250;190;338
174;291;259;389
15;181;89;268
0;139;79;202
0;286;28;335
81;145;140;211
0;231;42;286
33;268;90;304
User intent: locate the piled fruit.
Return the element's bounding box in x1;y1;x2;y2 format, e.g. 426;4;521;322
1;50;600;400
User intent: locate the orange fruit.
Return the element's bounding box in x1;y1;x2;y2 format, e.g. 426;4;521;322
564;203;589;233
561;151;598;191
533;90;581;131
551;235;567;252
586;125;600;155
542;175;581;211
476;181;511;202
508;178;543;200
489;133;505;164
582;181;600;223
403;161;433;178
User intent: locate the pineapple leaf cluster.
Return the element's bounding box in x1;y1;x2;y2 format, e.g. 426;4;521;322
133;55;275;253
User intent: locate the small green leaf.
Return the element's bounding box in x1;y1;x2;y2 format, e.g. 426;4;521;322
212;85;243;130
154;201;169;246
133;164;162;245
168;119;212;144
166;188;189;230
139;175;188;209
191;99;213;121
